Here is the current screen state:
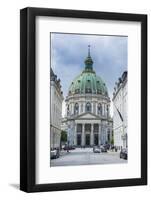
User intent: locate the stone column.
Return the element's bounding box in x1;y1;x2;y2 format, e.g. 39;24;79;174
105;128;108;143
90;124;94;146
103;104;105;116
74;124;77;146
104;104;106;117
73;103;75;115
98;123;101;145
93;102;96;114
102;127;105;144
82;123;85;146
71;103;74;115
95;103;98;115
83;102;85;113
100;124;104;144
81;103;83;114
79;102;81;114
92;102;93;113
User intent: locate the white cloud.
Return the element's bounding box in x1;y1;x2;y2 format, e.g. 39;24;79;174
51;33;127;104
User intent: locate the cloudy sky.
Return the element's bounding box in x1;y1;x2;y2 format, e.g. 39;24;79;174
51;33;127;117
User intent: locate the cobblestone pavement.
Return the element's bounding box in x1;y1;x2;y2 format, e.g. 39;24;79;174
50;148;127;167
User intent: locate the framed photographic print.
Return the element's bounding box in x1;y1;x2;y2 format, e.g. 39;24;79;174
20;7;147;192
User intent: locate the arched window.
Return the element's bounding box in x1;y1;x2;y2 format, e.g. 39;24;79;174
67;105;70;116
74;103;79;115
107;105;109;117
75;88;80;94
86;102;91;112
85;88;92;93
85;80;92;93
98;103;102;115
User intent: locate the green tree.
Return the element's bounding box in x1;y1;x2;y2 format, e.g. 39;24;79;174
61;130;67;142
110;131;114;145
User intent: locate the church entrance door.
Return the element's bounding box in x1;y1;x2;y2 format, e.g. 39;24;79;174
94;134;98;145
86;134;90;146
77;134;81;146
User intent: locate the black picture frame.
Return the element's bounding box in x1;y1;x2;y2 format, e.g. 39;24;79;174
20;7;147;192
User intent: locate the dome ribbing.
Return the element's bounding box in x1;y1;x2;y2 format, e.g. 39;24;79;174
68;46;108;97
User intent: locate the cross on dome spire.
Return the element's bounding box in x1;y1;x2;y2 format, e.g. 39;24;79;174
88;45;91;57
84;45;93;71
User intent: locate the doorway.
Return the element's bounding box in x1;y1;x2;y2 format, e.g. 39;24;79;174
94;134;98;145
86;134;90;146
77;134;81;146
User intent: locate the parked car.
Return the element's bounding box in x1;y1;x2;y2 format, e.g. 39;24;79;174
50;148;60;159
120;148;128;160
103;144;110;150
110;144;115;151
93;146;101;153
71;145;76;150
100;145;108;152
63;145;68;150
63;145;75;151
61;144;66;149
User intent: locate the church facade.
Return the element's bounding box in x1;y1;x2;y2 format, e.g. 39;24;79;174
63;47;112;147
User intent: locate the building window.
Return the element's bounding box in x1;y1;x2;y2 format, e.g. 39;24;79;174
98;103;102;115
75;88;80;94
94;124;99;132
85;124;91;132
77;124;82;132
85;88;92;93
86;102;91;112
74;103;79;115
97;89;102;94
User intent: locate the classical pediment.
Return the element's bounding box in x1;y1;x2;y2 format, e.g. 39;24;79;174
75;112;100;120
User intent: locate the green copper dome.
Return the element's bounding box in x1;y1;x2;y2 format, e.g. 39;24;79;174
68;46;108;96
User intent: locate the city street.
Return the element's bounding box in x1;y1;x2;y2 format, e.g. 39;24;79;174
51;148;127;167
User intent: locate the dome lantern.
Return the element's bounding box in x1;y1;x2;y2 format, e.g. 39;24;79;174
84;45;93;71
